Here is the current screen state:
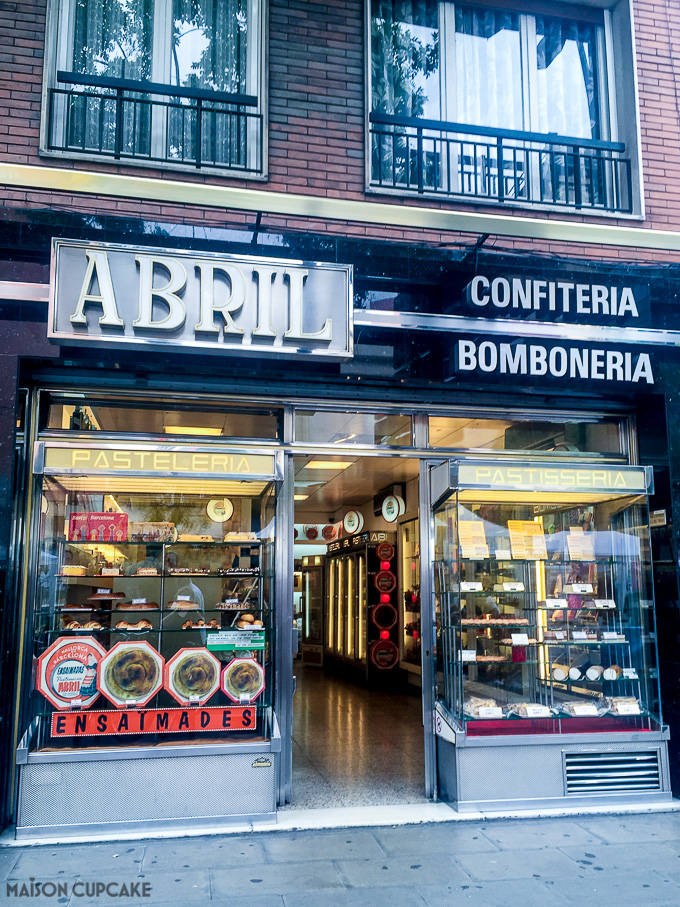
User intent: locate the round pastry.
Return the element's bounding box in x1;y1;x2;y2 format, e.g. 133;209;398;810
88;591;126;601
252;620;263;628
223;658;264;701
115;620;129;630
117;601;160;611
208;619;220;628
168;599;201;611
236;620;250;629
171;650;219;700
239;613;255;623
181;620;194;630
104;646;161;701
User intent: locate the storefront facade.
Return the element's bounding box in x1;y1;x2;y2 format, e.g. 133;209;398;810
0;217;679;835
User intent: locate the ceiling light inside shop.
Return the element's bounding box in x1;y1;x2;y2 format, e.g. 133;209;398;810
54;477;268;496
303;460;353;470
164;426;223;436
294;494;309;501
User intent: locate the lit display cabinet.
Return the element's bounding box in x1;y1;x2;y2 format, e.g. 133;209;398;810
325;532;399;683
16;441;283;837
400;518;421;671
431;459;671;810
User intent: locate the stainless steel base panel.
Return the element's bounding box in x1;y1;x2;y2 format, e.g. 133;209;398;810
17;750;277;837
437;731;672;812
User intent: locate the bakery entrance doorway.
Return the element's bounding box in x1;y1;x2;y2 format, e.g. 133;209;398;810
289;453;425;809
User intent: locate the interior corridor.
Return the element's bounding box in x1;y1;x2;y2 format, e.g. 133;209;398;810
284;665;425;809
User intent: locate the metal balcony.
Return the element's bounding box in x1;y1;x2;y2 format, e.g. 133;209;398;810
48;72;262;175
369;112;632;214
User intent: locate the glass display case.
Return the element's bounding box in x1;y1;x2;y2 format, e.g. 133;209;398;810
400;518;421;669
431;460;671;809
16;442;283;836
300;555;325;666
325;531;399;682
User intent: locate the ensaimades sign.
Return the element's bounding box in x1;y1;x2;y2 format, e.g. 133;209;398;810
49;239;353;358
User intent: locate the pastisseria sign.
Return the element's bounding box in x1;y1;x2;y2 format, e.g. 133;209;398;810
49;240;353;358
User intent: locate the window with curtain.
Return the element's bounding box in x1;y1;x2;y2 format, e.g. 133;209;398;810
47;0;262;174
369;1;621;210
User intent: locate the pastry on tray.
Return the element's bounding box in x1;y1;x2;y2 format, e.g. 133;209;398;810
100;643;163;706
168;599;201;611
181;618;220;629
222;657;265;702
117;601;160;611
88;589;126;601
170;650;220;700
115;619;153;630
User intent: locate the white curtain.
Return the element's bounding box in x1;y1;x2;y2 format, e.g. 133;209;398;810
453;5;523;131
170;0;250;166
534;16;600;139
68;0;153;153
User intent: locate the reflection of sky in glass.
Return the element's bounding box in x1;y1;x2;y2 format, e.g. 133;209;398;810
172;19;210;85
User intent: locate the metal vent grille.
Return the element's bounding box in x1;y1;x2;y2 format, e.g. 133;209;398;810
564;750;661;794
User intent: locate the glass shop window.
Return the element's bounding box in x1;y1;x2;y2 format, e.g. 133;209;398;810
45;0;264;176
429;416;624;456
295;410;413;447
369;0;638;215
43;401;281;441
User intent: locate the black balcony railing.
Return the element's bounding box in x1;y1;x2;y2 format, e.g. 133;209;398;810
48;71;263;174
369;112;632;214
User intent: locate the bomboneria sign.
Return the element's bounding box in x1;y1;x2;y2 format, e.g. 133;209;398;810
438;269;674;386
49;239;353;358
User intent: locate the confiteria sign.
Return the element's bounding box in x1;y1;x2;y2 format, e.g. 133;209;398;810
49;239;353;358
453;273;655;385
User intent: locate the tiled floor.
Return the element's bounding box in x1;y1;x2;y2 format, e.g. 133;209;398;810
283;664;426;809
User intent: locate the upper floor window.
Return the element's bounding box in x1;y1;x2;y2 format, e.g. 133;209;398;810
369;0;641;215
44;0;264;176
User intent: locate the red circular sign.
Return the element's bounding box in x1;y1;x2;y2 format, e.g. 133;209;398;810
371;603;398;630
376;542;395;561
37;636;106;710
370;639;399;669
374;570;397;594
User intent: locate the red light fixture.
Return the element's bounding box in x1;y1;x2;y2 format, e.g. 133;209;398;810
380;593;390;603
381;560;391;571
380;630;390;640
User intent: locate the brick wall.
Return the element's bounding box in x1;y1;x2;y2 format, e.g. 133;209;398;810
0;0;680;260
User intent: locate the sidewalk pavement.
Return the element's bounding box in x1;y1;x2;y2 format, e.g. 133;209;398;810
1;810;680;906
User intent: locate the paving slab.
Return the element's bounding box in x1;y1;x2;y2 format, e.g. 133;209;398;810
9;843;144;878
577;812;680;844
0;851;19;881
455;846;588;882
337;854;470;888
541;869;680;906
211;861;345;897
479;818;605;849
419;879;563;907
282;886;427;907
373;823;499;855
142;835;266;870
263;829;385;862
558;840;680;874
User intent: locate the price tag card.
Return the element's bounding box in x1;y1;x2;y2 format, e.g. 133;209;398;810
461;650;477;663
206;629;265;651
602;631;621;641
495;549;512;560
570;703;599;717
553;631;566;640
614;701;641;715
572;630;588;640
525;705;551;718
511;633;529;646
478;706;503;719
593;599;616;609
622;668;639;680
566;584;593;594
176;595;191;601
566;527;595;561
503;582;525;592
543;598;568;609
459;522;490;559
131;598;147;605
461;582;483;593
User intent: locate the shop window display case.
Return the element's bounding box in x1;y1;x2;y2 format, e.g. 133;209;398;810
16;441;283;837
400;518;421;671
431;459;671;810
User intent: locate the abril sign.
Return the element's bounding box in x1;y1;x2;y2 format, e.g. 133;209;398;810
49;239;353;358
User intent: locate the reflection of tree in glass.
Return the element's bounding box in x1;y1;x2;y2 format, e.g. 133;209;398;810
371;2;438;188
73;0;152;79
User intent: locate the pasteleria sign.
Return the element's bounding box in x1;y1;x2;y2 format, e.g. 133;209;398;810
49;239;353;358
